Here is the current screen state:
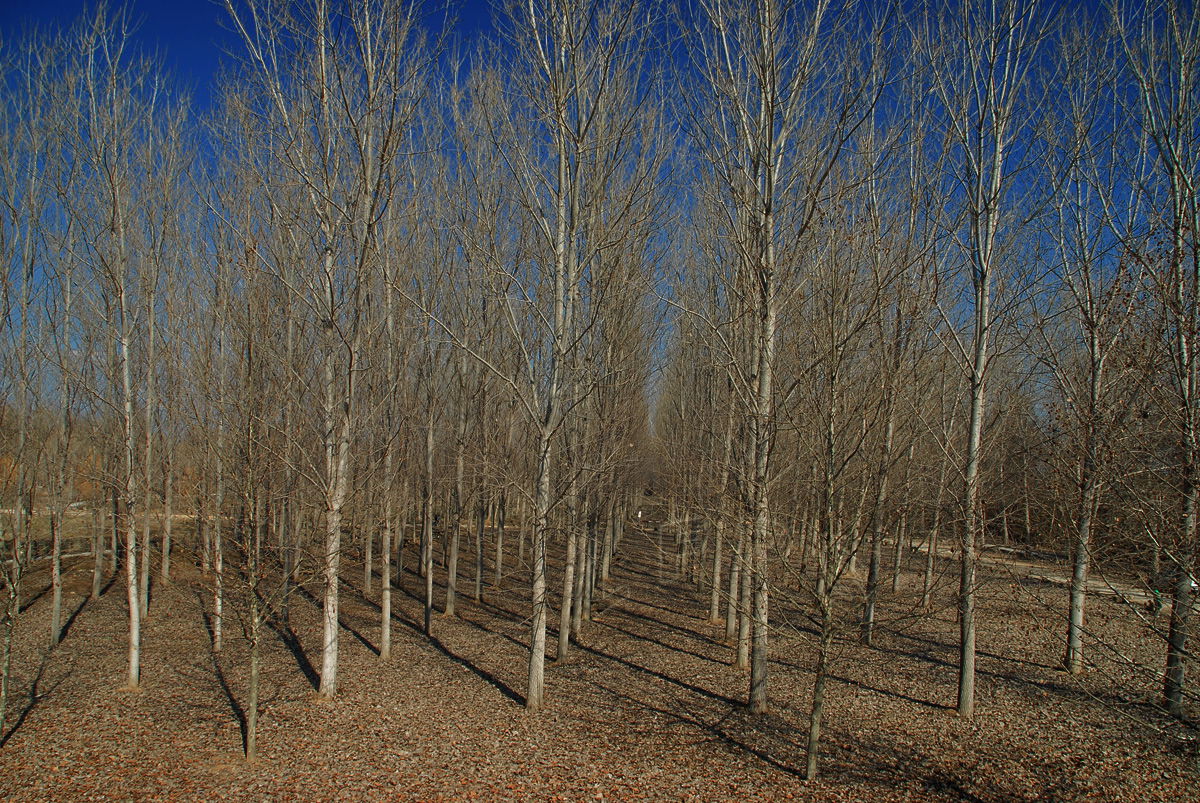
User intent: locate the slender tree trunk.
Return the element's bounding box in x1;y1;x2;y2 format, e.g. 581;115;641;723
805;602;835;780
527;427;552;711
246;489;264;761
381;506;393;661
494;490;506;587
138;286;156;623
863;519;884;645
49;438;67;647
318;456;347;697
214;459;225;654
922;512;938;610
726;528;743;644
863;410;896;645
1;582;17;736
1165;435;1197;713
960;348;987;717
583;515;596;621
200;489;211;575
381;262;395;654
422;407;435;634
1066;342;1104;675
1164;550;1195;715
447;385;467;617
709;518;724;625
748;235;775;713
318;328;353;698
558;503;578;661
247;605;259;760
571;509;588;631
49;507;63;647
600;497;615;585
474;498;485;602
737;529;752;670
160;455;174;584
118;287;141;689
91;508;103;599
891;510;907;593
363;523;374;594
110;486;120;572
50;269;72;647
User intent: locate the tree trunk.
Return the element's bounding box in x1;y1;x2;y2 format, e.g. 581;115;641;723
737;529;752;671
381;507;392;660
726;528;743;644
493;490;506;588
600;497;615;585
213;466;224;654
709;518;724;625
160;455;174;584
119;289;141;689
1163;555;1195;716
863;521;884;645
959;359;986;717
49;505;63;647
199;489;211;575
423;408;435;636
246;489;264;761
318;489;344;697
474;497;485;602
447;384;467;617
891;511;907;593
922;513;938;610
91;507;103;599
247;607;259;761
804;603;835;780
138;286;156;624
557;510;578;661
363;524;373;595
583;515;596;621
527;427;552;711
1066;339;1104;675
318;336;353;698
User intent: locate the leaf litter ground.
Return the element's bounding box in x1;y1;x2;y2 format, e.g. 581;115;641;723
2;523;1197;801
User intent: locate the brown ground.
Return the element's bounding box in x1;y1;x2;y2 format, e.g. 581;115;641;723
1;520;1196;802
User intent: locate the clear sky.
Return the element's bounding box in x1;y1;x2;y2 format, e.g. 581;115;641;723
0;0;495;108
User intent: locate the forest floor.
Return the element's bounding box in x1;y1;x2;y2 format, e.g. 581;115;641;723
1;516;1197;802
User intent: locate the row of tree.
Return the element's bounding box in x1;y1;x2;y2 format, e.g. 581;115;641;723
0;0;1196;779
655;0;1200;769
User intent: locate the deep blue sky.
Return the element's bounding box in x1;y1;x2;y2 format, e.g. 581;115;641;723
0;0;495;108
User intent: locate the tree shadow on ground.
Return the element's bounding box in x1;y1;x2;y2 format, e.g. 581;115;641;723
598;596;729;648
295;582;380;657
591;679;806;778
426;632;525;706
0;651;70;747
262;616;321;690
18;583;50;614
57;595;89;643
191;589;247;740
338;574;526;706
577;641;743;707
590;616;726;665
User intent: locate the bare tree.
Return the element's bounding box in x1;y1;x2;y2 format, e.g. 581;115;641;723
1037;13;1146;675
65;5;185;689
1116;0;1200;716
915;0;1051;717
223;0;431;698
679;0;877;719
453;0;661;710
